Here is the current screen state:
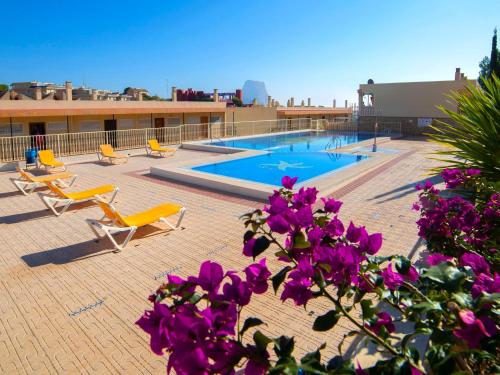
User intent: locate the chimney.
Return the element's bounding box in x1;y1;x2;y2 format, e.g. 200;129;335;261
213;89;219;102
65;81;72;101
171;86;177;101
290;97;295;107
35;86;42;100
271;98;275;107
460;73;465;80
333;99;336;108
301;100;305;107
287;99;291;107
307;98;311;107
137;91;143;101
92;89;98;100
345;100;348;108
267;95;272;107
455;68;461;81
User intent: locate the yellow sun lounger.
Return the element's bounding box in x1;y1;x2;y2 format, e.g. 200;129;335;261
39;181;119;216
146;139;176;157
87;199;186;251
11;167;78;195
38;149;66;171
98;144;129;164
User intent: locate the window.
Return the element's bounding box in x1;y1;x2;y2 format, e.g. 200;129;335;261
46;122;67;134
80;120;101;132
0;123;23;137
187;116;200;124
138;117;152;128
118;119;134;130
167;118;181;126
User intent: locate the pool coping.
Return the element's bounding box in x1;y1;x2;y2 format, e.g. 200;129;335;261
151;133;399;200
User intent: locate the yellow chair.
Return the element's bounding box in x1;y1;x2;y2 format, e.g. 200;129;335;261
87;199;186;251
146;139;176;157
98;144;129;164
38;150;66;171
39;181;119;216
11;166;78;195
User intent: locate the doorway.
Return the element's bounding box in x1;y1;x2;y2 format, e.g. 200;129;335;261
104;119;117;147
200;116;209;138
154;118;165;142
29;122;46;149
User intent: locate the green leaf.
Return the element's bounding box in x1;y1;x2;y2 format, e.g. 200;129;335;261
360;300;375;320
243;230;255;242
313;310;341;332
274;336;295;358
293;231;311;249
422;263;466;290
395;257;411;275
253;330;272;351
253;236;271;258
271;266;292;293
411;301;442;314
240;317;264;337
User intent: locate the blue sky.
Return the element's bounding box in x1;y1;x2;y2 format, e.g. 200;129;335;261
2;0;499;105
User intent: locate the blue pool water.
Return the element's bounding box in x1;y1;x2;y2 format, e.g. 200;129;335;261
206;131;373;153
192;131;373;186
193;152;367;186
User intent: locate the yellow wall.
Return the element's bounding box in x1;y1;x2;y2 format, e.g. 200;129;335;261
359;80;477;118
0;112;226;136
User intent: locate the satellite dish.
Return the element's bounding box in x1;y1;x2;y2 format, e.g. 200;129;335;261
367;79;374;84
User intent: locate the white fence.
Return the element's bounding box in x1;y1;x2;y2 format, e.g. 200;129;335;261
0;118;364;162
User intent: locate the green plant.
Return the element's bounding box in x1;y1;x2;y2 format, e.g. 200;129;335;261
428;75;500;183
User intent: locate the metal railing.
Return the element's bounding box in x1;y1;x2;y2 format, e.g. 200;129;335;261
0;117;356;162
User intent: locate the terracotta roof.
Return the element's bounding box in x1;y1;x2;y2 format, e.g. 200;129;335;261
0;100;227;118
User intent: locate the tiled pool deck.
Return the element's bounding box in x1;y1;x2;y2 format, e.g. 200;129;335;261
0;138;442;373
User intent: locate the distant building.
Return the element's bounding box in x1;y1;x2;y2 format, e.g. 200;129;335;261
242;80;268;105
357;68;478;134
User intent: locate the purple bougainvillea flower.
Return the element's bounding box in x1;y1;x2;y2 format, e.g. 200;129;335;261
365;312;395;335
292;187;318;208
381;264;405;290
412;202;421;211
267;191;289;215
243;238;256;257
244;258;271;294
471;273;500;298
359;232;383;255
307;225;324;248
267;214;290;234
245;347;270;375
196;261;225;295
453;310;497;348
321;197;343;214
295;206;314;227
466;168;481;176
459;252;490;275
426;253;453;266
168;343;209;375
136;302;173;355
281;176;298;189
324;216;345;237
281;278;313;306
222;273;252;306
346;222;366;243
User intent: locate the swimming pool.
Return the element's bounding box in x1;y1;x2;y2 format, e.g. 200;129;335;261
192;152;367;186
205;131;373;153
189;131;373;186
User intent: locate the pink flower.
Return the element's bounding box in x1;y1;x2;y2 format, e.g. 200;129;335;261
281;176;298;189
244;258;271;294
426;253;453;266
365;312;395;335
267;214;290;234
321;197;343;214
453;310;497;348
459;252;490;275
471;273;500;298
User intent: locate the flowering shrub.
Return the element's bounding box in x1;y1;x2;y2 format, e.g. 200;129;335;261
415;168;499;266
138;174;499;374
